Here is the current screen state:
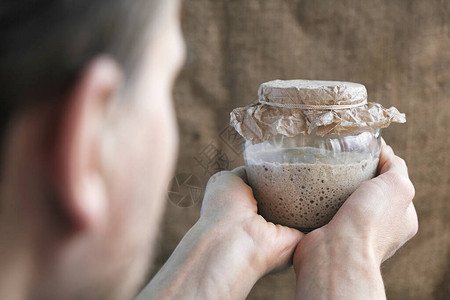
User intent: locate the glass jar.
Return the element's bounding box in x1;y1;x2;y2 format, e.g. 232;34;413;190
230;79;405;232
244;128;381;232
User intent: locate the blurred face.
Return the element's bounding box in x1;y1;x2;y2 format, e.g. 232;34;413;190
98;0;185;295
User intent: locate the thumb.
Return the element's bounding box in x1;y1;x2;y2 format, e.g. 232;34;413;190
231;166;249;185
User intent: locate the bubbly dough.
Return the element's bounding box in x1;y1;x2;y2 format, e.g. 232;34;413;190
246;155;379;232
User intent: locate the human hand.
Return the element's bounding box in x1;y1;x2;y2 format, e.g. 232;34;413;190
200;167;304;275
141;167;303;300
292;142;418;299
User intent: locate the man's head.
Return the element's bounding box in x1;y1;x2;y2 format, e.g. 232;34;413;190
0;1;184;299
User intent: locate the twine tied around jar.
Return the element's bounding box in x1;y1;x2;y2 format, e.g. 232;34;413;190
258;99;368;110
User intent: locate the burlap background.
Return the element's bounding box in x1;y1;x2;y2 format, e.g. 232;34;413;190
152;1;450;299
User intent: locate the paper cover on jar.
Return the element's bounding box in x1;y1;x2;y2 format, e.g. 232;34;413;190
230;80;406;144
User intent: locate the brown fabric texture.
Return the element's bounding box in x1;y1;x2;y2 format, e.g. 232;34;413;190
153;1;450;299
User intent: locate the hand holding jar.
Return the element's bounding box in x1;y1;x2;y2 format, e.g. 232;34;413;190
231;79;406;232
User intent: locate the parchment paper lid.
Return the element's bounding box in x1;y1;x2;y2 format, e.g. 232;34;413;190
230;79;406;144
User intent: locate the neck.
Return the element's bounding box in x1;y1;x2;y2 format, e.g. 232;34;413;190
0;206;36;300
0;105;57;300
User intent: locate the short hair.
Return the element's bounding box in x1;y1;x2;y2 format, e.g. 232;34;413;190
0;0;166;155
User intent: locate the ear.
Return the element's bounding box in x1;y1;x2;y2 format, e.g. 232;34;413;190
54;56;122;231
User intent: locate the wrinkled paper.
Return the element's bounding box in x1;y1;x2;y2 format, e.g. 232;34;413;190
230;80;406;144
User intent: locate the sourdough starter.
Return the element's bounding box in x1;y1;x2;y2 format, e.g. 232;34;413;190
246;149;379;231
